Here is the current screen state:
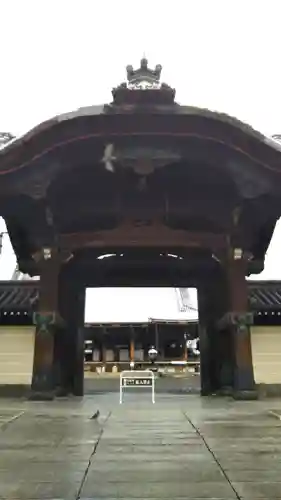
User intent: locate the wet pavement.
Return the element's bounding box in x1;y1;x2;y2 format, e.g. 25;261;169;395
84;372;201;394
0;394;281;498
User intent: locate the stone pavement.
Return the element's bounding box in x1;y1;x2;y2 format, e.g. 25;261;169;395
84;372;201;394
0;394;281;498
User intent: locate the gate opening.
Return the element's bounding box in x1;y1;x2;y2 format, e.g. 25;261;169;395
83;287;200;394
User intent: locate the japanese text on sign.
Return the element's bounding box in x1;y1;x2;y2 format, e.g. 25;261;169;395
120;370;155;404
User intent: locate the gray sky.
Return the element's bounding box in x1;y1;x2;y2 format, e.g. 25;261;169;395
1;0;281;280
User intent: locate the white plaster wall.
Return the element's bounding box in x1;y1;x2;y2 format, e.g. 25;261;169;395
0;218;17;280
0;326;35;385
251;325;281;384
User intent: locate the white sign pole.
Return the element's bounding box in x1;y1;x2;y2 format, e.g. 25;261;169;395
120;371;123;404
152;373;155;404
119;370;155;404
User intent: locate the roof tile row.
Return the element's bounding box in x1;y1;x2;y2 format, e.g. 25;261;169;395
0;280;281;313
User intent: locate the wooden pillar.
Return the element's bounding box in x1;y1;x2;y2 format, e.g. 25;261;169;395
58;271;85;396
129;327;135;362
129;338;135;362
155;323;159;350
226;256;256;398
183;337;188;361
218;326;234;394
73;289;85;396
31;250;61;400
197;286;214;395
101;338;107;364
58;272;72;395
147;323;154;360
213;271;234;394
56;272;72;395
198;268;231;396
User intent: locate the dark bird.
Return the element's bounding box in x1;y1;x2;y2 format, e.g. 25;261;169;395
90;410;100;420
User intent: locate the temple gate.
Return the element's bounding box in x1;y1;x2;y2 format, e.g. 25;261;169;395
1;58;281;400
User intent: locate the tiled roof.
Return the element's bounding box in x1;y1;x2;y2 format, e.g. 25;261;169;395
0;280;281;314
0;281;38;311
248;281;281;311
174;283;281;313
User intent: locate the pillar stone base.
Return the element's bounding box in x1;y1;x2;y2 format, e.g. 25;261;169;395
234;365;256;391
29;390;55;401
30;363;56;400
55;386;70;398
200;388;210;397
31;312;62;400
218;386;233;397
232;389;258;400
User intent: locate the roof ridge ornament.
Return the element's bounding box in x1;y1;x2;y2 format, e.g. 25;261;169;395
126;58;162;89
108;57;176;109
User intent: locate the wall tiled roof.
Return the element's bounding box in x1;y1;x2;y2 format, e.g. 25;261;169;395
0;281;38;311
248;281;281;311
170;283;281;313
0;280;281;314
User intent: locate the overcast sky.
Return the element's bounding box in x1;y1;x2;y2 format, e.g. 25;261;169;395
1;0;281;280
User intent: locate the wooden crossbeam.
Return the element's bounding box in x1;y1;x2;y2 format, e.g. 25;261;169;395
59;222;228;251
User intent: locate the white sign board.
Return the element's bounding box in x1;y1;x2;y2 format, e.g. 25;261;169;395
120;370;155;404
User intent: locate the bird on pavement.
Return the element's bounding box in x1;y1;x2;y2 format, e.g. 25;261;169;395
90;410;100;420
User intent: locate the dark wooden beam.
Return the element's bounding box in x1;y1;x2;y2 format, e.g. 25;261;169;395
59;222;228;251
64;265;217;288
54;197;237;229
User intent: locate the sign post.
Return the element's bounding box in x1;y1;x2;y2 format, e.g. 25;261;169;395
120;370;155;404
